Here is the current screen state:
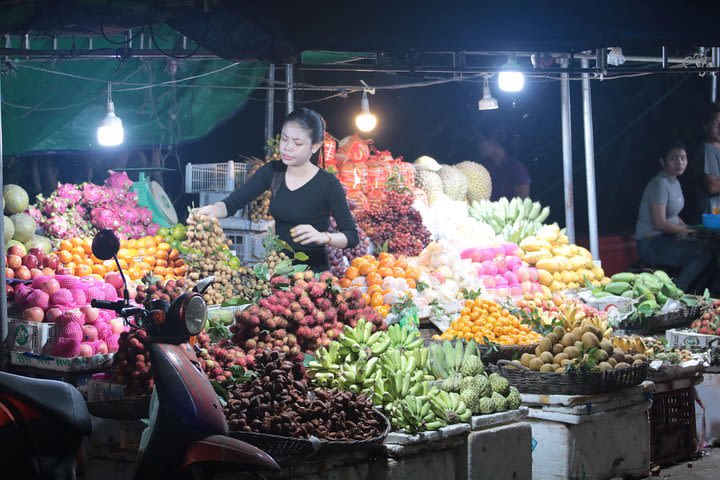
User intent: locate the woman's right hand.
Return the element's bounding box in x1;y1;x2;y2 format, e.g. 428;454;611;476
190;202;228;222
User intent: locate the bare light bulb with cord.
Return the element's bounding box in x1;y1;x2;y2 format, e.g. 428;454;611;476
355;88;377;132
97;81;124;147
498;55;525;93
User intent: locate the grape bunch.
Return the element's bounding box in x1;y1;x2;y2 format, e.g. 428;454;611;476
113;330;153;397
356;191;431;256
326;217;371;277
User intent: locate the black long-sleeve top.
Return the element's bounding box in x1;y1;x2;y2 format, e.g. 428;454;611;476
222;162;359;270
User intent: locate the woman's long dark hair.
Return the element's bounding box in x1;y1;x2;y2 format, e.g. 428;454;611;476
282;108;326;165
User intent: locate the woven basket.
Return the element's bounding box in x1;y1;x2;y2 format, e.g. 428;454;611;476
621;298;708;334
86;395;151;420
479;343;539;364
228;409;390;458
492;359;649;395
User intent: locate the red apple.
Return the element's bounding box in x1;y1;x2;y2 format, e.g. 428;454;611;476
110;318;125;335
43;255;59;270
30;268;44;279
28;248;45;261
42;267;55;276
82;325;98;342
39;279;60;296
56;267;73;275
15;266;31;280
5;268;14;279
45;307;63;323
22;255;38;270
79;343;94;358
7;245;26;257
23;307;44;322
6;254;21;270
80;306;99;324
96;341;109;355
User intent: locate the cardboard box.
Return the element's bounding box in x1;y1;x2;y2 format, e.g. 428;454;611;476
666;328;720;349
8;319;56;353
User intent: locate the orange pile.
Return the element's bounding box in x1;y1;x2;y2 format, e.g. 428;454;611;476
438;297;543;346
56;236;186;282
338;252;420;318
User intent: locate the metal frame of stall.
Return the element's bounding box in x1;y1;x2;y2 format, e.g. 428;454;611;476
1;41;720;364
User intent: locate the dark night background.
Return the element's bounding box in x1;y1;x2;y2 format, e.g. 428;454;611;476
2;60;716;245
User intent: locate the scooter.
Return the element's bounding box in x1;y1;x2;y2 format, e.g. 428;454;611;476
0;229;280;479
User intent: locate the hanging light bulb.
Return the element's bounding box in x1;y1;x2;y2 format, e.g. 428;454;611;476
478;76;499;111
355;88;377;133
498;55;525;92
97;82;124;146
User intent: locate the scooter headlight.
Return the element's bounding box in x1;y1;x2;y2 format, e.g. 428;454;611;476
184;295;207;336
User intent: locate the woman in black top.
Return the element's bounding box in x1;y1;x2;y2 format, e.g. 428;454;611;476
194;108;359;272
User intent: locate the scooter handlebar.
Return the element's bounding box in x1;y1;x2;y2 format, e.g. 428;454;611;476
90;299;124;313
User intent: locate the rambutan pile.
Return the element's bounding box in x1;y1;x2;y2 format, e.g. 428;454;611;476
195;331;254;384
231;271;385;355
112;329;153;397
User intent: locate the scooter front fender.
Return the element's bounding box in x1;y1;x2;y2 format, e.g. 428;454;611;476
182;435;280;472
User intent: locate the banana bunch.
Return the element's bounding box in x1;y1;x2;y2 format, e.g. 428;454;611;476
387;324;424;351
612;335;647;355
428;390;472;425
391;395;445;433
335;350;381;394
338;318;391;359
428;339;479;379
469;197;550;244
373;350;433;408
307;342;343;387
559;306;613;339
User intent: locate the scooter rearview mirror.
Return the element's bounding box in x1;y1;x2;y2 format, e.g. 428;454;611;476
194;276;215;294
92;230;121;261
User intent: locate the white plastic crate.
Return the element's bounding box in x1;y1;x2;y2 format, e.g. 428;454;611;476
185;161;251;193
224;230;268;264
219;217;274;232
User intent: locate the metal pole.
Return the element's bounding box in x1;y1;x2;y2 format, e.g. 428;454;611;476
712;47;719;103
561;59;575;243
0;75;7;367
581;58;599;260
286;64;294;115
265;64;275;141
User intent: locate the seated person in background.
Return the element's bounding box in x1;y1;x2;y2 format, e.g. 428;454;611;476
635;141;713;292
478;130;531;200
702;103;720;214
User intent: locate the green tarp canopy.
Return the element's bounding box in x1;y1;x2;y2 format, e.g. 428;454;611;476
1;28;268;155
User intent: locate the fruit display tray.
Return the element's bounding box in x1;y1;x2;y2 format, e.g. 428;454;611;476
10;350;114;372
492;359;649;395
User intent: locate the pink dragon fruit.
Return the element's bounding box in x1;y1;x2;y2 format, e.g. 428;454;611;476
146;223;160;236
56;183;83;202
105;170;133;190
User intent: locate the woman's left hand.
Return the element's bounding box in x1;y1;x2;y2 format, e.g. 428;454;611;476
291;225;328;246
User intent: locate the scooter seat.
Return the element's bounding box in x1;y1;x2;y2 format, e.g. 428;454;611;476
0;372;91;435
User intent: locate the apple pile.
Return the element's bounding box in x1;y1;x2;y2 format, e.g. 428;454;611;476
461;243;544;297
5;245;62;301
13;274;126;357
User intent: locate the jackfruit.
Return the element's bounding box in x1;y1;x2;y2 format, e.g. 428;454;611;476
414;168;444;204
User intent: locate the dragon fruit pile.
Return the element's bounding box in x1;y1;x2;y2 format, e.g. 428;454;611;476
326;217;372;277
231;271;385;357
29;170;159;245
14;275;126;358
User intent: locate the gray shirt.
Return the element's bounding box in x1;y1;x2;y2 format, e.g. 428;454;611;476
704;143;720;214
635;172;684;239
